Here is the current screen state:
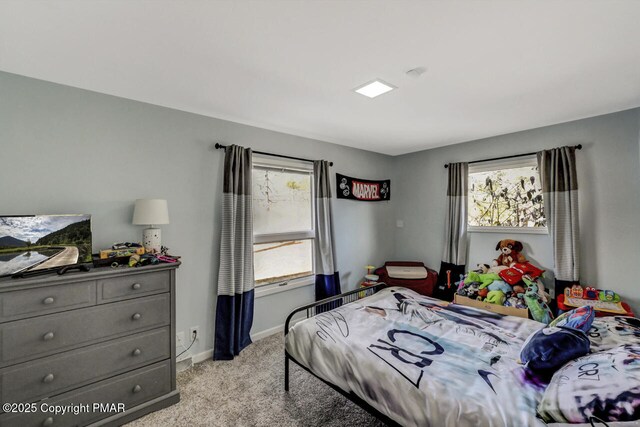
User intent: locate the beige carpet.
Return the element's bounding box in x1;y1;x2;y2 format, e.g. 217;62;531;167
127;333;385;427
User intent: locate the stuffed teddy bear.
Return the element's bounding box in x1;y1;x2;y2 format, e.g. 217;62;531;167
476;263;509;275
486;290;506;305
464;283;480;299
487;280;512;294
523;282;553;323
466;271;501;289
504;295;527;309
512;284;526;295
493;239;527;268
457;283;480;299
522;276;551;304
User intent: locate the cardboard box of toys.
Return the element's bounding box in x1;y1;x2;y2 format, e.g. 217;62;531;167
454;294;529;319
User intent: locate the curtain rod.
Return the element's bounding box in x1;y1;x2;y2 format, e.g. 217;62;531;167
443;144;582;168
214;143;333;167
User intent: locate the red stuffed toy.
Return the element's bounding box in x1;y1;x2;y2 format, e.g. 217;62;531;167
499;262;545;285
493;239;527;268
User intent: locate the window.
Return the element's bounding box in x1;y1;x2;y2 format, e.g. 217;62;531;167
252;156;314;286
468;156;546;232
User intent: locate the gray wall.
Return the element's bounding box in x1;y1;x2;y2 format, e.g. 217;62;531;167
0;72;396;357
394;109;640;312
3;70;639;359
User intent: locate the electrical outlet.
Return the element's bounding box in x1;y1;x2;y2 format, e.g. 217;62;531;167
176;331;185;345
189;326;200;341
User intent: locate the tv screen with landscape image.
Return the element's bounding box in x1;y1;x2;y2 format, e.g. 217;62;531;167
0;215;92;277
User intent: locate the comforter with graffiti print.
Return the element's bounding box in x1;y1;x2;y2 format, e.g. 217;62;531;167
286;287;547;427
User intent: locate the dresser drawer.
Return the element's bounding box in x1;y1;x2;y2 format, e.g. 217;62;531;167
1;326;170;404
0;360;172;427
0;294;170;366
97;271;170;303
0;281;96;323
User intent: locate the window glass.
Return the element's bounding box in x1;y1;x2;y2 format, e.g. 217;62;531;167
254;240;313;286
252;167;312;235
251;158;315;287
468;159;546;228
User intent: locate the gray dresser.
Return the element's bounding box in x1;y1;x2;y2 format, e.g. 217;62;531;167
0;263;180;427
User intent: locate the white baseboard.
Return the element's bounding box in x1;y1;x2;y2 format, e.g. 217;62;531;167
176;356;193;373
192;349;213;364
250;324;284;341
187;314;305;366
188;325;280;364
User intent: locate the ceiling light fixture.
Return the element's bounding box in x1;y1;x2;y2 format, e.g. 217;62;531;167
354;79;396;98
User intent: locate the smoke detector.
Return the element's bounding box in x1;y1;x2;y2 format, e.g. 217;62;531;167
406;67;427;78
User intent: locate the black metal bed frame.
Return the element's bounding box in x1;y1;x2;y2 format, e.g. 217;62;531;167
283;283;400;426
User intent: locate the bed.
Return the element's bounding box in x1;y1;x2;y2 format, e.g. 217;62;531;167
284;284;640;427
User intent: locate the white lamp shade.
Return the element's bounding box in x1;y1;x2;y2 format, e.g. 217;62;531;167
132;199;170;225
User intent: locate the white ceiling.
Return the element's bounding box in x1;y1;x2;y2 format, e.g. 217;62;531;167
1;1;640;155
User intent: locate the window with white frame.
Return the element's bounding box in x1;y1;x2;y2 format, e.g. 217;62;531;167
468;156;547;232
252;156;314;286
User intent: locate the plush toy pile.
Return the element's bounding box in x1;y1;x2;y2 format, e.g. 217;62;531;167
455;239;554;323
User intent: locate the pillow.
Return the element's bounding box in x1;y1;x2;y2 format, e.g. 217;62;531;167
519;326;590;372
385;265;428;279
589;316;640;352
498;267;523;285
499;262;546;284
549;305;595;333
538;344;640;423
513;262;545;279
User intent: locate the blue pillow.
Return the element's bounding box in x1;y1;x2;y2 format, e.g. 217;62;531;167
549;305;595;333
519;326;590;372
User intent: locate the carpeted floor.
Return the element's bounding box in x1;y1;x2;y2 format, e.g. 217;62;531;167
127;333;385;427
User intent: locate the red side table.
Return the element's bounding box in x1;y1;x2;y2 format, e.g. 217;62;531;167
557;294;634;317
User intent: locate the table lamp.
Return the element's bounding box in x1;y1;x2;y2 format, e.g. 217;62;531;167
132;199;169;253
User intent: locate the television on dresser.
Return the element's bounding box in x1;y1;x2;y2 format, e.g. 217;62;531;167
0;214;92;277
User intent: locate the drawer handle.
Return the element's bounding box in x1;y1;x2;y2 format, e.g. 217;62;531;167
42;417;54;427
43;331;55;341
132;384;142;393
132;348;142;357
132;283;142;290
43;373;55;383
132;313;142;321
43;297;55;305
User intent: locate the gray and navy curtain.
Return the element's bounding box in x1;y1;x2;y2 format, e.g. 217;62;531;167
435;162;468;301
313;160;341;306
214;145;254;360
537;146;580;295
443;162;469;266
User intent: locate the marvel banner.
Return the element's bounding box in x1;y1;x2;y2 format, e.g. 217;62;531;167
336;173;390;201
